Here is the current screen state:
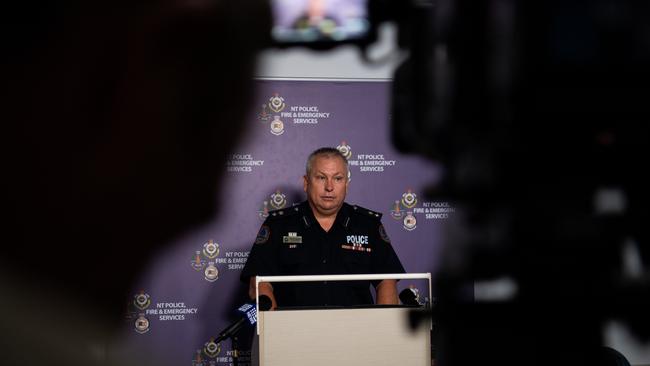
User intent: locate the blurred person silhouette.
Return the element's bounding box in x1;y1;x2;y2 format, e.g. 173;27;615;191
390;1;650;366
0;1;270;365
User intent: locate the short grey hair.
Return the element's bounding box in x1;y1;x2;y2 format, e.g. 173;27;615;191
305;147;349;177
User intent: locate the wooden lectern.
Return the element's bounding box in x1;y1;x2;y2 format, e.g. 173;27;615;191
254;274;432;366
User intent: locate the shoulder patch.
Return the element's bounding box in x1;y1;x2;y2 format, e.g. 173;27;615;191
255;225;270;244
352;205;383;219
378;224;391;243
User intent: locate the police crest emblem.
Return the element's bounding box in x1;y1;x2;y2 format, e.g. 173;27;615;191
192;350;205;366
134;313;150;334
124;300;137;321
270;190;287;209
336;141;352;160
270;116;284;136
403;212;417;231
258;200;270;219
401;189;418;209
204;262;219;282
258;104;271;122
203;240;220;259
268;93;286;113
389;199;405;220
191;250;207;271
203;338;221;358
133;291;151;310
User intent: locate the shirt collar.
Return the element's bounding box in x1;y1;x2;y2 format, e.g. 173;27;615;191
300;201;351;229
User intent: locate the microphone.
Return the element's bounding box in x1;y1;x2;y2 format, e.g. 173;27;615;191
400;288;432;331
399;287;421;306
214;295;272;343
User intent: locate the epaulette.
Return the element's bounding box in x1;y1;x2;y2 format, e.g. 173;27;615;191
266;205;302;219
350;204;383;220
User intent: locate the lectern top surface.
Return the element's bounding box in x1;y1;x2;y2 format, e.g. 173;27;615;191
273;304;424;311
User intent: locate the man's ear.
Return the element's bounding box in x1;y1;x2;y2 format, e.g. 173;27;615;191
303;175;308;192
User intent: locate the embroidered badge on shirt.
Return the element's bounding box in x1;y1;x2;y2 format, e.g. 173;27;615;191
341;234;372;252
255;225;270;244
341;244;372;252
282;232;302;244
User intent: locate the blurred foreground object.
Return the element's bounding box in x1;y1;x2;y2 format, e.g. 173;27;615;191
1;1;270;365
388;1;650;365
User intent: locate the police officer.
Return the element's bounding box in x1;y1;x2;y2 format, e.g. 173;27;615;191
241;147;405;308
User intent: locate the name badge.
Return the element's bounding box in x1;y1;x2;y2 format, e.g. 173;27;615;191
283;232;302;244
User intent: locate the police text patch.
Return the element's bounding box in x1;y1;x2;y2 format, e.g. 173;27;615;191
346;235;368;245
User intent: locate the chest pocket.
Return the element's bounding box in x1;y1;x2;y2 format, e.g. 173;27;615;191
279;243;306;262
278;229;306;262
340;247;372;274
278;242;309;276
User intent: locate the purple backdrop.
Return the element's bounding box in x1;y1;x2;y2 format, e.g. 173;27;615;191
111;79;450;366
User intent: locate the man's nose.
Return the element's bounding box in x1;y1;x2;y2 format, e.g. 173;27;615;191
325;179;333;191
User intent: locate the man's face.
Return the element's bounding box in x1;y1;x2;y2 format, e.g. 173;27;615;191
303;155;349;217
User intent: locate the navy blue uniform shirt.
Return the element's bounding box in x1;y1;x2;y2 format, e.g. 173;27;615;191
240;201;405;307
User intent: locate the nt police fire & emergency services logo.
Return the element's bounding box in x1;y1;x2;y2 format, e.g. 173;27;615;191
203;338;221;359
258;90;334;134
263;92;287;136
336;141;352;160
226;153;265;173
195;239;251;272
190;239;221;282
253;92;290;136
127;290;200;334
390;189;456;231
257;103;271;122
268;92;285;113
193;339;251;366
338;140;397;173
128;290;152;334
270;116;285;135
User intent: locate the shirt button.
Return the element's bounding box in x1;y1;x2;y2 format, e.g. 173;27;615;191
322;259;327;263
324;281;328;285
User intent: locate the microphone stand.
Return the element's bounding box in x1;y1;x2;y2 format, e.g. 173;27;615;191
231;335;240;366
219;296;271;366
215;332;242;366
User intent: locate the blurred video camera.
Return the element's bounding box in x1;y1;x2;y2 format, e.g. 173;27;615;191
268;0;427;50
268;0;437;160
